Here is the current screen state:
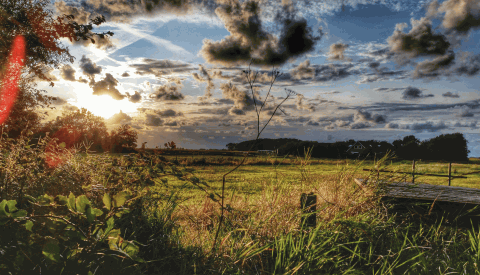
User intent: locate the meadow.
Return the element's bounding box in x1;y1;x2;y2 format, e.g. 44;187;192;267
3;136;480;274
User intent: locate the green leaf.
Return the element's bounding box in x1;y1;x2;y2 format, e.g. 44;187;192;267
43;239;61;262
38;194;53;206
25;220;34;231
113;192;128;208
106;217;114;231
103;193;111;211
85;206;95;223
59;142;66;148
56;195;68;206
0;200;9;218
75;195;90;213
24;195;36;203
67;193;75;211
10;209;27;218
93;208;103;217
6;200;17;212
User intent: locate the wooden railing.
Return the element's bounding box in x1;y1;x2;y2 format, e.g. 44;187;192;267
363;160;480;186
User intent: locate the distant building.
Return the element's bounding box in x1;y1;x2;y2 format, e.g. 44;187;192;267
346;141;367;155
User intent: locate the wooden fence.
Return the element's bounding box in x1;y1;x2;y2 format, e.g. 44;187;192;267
363;159;480;186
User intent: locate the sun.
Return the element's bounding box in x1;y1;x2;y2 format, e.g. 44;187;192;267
71;92;138;119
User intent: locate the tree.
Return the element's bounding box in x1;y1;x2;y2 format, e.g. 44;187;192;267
39;108;109;152
164;141;176;150
0;0;113;138
421;133;469;161
107;124;138;153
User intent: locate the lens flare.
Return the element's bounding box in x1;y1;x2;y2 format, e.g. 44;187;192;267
0;36;26;124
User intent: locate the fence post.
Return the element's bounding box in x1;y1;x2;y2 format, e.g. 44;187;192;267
412;159;416;184
300;192;316;228
448;162;452;186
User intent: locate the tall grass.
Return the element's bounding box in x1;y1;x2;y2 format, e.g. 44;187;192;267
2;135;480;274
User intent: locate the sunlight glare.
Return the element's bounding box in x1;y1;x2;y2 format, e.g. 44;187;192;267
71;93;138;119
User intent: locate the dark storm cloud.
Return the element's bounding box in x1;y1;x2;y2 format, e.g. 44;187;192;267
200;0;321;67
454;53;480;77
219;82;259;115
155;109;183;117
126;91;142;103
131;58;192;77
60;65;77;82
402;86;434;100
405;121;448;132
454;121;477;128
443;92;460;98
354;109;387;124
91;73;126;100
388;18;451;60
150;84;185;101
79;55;102;83
145;114;164;127
387;17;455;77
374;87;404;93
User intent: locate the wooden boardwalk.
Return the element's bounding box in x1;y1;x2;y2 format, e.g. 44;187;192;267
355;178;480;205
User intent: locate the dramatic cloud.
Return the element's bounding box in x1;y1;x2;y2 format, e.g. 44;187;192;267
402;86;434;100
290;60;315;80
121;72;130;77
295;94;315;112
79;55;102;83
387;17;454;77
413;52;455;79
155;109;183;117
457;106;474;117
405;121;448;132
454;121;477;128
91;73;126;100
32;64;58;82
385;122;399;129
354;109;386;124
388;18;451;59
429;0;480;33
108;111;132;124
219;82;257;115
131;58;191;77
126;91;142;103
60;65;77;82
328;43;349;61
150;84;184;101
55;1;92;25
192;64;215;99
145;114;164;127
200;1;321;67
443;91;460;98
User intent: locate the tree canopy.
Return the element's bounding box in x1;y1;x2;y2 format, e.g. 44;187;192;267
0;0;113;138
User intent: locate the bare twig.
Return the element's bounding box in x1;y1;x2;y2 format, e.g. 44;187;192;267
211;63;295;253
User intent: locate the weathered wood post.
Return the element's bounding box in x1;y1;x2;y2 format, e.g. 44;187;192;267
412;159;416;184
300;192;317;228
448;162;452;186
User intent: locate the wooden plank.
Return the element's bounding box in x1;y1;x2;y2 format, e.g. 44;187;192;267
356;178;480;205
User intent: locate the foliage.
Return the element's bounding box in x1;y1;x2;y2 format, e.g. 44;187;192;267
106;124;138;153
164;141;177;150
0;0;113;139
39;108;109;153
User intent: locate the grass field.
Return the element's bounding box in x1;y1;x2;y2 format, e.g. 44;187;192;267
5;139;480;274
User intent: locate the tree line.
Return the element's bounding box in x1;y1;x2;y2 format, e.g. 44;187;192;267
227;133;470;162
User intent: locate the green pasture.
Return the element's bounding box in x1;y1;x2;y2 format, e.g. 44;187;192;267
149;155;480;207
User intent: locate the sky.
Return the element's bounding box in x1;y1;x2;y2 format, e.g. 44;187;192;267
37;0;480;156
